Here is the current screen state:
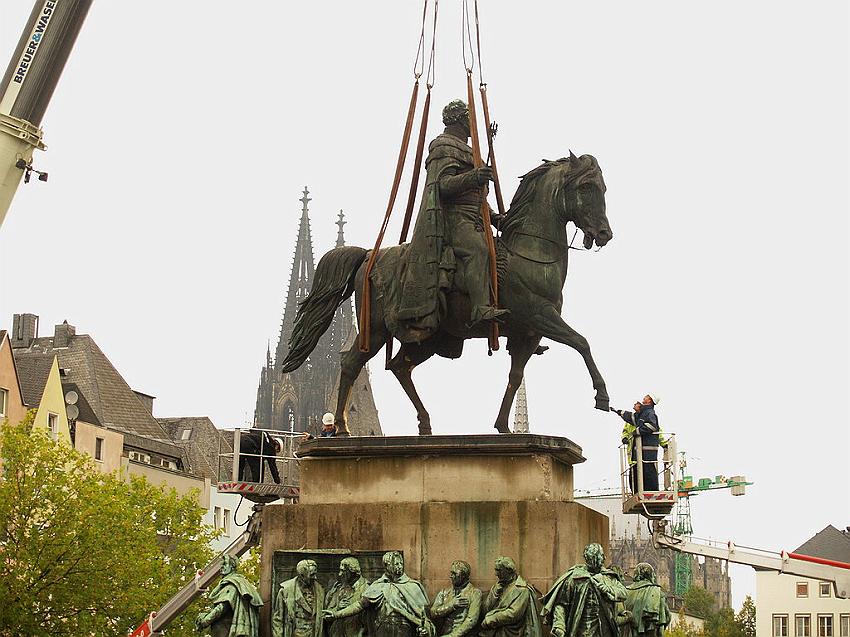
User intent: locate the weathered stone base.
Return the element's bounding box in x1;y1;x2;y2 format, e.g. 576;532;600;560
260;499;608;597
258;434;609;636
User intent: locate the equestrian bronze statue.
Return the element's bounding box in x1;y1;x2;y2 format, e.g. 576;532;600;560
281;105;613;435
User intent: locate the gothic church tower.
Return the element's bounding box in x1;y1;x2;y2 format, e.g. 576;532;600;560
254;188;381;436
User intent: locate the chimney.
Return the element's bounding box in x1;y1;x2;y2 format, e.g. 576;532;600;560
53;320;76;348
10;313;39;348
133;391;155;415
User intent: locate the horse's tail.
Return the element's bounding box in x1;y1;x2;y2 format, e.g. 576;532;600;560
280;246;368;373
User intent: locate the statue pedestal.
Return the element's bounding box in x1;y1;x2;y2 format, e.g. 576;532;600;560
259;434;608;634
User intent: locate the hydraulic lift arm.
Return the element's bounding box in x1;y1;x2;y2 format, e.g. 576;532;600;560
652;523;850;600
130;503;265;637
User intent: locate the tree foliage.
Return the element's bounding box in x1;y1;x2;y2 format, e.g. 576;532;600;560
666;607;706;637
683;586;717;620
680;586;752;637
735;595;756;637
0;418;217;637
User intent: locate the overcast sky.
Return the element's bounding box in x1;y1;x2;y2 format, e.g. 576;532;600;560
1;2;847;608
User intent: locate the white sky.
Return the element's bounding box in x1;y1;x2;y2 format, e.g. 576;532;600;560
1;2;847;609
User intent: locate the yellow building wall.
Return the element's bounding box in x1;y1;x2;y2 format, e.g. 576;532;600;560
125;459;211;509
75;421;124;473
0;334;26;425
31;357;71;443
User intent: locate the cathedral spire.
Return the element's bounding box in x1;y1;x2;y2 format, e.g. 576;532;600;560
274;187;317;370
513;379;530;433
335;209;347;248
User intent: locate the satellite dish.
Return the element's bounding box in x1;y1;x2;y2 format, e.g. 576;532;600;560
66;404;79;421
64;390;78;405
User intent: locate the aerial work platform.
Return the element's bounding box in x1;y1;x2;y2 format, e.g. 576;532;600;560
619;434;679;518
217;427;303;503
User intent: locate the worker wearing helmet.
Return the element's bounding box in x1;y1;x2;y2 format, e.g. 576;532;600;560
611;394;661;491
238;427;282;484
302;413;338;441
397;99;508;340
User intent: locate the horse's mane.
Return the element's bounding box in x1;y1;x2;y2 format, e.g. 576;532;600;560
500;158;571;235
499;155;602;236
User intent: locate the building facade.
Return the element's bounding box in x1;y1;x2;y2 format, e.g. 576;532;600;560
254;188;381;437
0;329;27;425
758;525;850;637
8;313;210;508
14;351;71;443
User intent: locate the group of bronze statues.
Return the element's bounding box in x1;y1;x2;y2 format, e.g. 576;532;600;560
195;545;670;637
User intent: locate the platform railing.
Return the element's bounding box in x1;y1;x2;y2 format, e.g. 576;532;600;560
216;427;305;503
620;433;678;517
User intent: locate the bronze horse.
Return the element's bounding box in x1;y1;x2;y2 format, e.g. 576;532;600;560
281;153;613;435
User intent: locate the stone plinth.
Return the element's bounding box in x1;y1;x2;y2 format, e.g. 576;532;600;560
259;434;609;636
297;434;582;504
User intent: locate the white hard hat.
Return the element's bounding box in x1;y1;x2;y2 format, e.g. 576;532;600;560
322;412;335;426
271;436;284;452
647;393;660;406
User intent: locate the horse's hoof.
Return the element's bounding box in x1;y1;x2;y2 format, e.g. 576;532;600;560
335;431;351;438
494;423;511;434
418;427;432;436
594;397;610;412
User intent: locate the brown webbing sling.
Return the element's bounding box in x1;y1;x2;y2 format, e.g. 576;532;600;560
359;1;438;353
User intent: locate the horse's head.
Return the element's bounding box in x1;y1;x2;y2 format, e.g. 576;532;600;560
563;151;612;249
504;154;612;250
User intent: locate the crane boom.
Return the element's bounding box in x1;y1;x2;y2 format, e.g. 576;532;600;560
130;503;265;637
652;522;850;600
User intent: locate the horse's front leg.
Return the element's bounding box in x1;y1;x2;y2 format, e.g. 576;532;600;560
493;335;539;433
387;341;438;435
533;305;610;411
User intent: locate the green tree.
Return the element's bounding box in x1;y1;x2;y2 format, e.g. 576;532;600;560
239;545;262;585
735;596;756;637
707;607;744;637
666;607;706;637
0;418;218;637
683;586;717;620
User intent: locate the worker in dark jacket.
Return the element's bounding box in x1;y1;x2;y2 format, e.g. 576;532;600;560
238;428;282;484
611;394;661;491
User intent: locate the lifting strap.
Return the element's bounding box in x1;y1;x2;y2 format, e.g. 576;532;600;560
464;0;500;352
466;72;500;352
359;1;437;353
400;3;437;244
358;79;419;352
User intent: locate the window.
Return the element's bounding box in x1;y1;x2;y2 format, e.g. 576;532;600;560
819;615;834;637
159;458;177;470
47;413;58;440
180;429;191;440
223;509;231;535
839;615;849;637
797;615;812;637
820;582;832;597
773;615;789;637
214;506;223;530
129;451;151;464
0;387;8;417
797;582;809;597
95;437;104;461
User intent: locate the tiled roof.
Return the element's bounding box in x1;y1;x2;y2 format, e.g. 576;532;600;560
13;333;185;461
794;525;850;563
11;350;54;407
158;416;233;482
